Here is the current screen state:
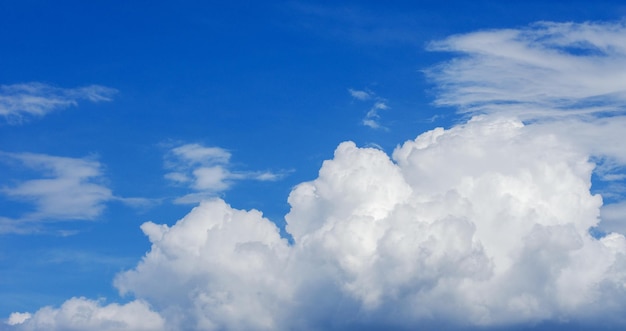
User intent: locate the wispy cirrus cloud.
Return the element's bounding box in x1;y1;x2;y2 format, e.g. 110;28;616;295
0;82;117;124
362;101;389;129
348;88;390;129
164;143;288;204
427;21;626;119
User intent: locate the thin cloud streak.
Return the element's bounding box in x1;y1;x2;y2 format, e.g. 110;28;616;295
427;21;626;120
0;82;117;124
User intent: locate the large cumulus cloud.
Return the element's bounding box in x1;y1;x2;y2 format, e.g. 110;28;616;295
114;199;292;330
282;116;626;328
6;21;626;330
9;116;626;330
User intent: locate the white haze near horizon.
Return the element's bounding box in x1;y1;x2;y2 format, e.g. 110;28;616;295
6;21;626;331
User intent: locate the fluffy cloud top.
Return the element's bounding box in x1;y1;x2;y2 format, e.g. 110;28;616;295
0;83;117;123
7;21;626;331
114;199;291;330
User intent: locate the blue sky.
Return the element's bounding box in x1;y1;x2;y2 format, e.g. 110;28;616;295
2;1;626;330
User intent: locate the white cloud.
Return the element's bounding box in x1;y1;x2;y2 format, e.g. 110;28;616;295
191;166;230;191
6;298;164;331
349;89;390;129
0;152;154;234
165;143;286;204
427;21;626;119
164;145;233;201
169;144;231;165
348;88;371;100
9;20;626;331
6;313;30;326
362;101;389;129
112;196;161;209
252;171;284;181
426;20;626;230
283;118;624;327
0;82;117;123
0;153;113;223
114;199;291;331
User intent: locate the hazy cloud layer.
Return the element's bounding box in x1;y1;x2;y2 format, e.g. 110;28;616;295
0;83;117;123
7;21;626;330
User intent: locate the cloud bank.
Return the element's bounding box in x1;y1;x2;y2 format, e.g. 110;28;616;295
7;21;626;330
0;82;117;124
